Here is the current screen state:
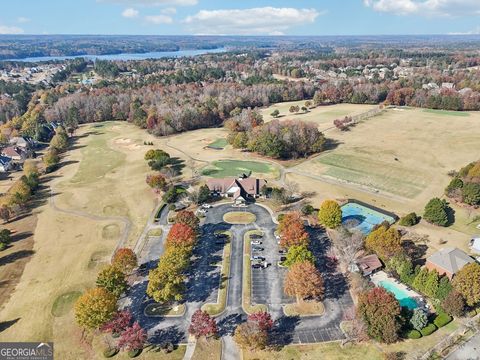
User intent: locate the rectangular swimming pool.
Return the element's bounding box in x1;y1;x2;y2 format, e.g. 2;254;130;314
379;280;419;310
341;202;396;234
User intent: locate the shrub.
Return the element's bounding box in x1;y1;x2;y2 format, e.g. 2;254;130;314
103;348;119;358
277;214;285;222
445;177;463;195
127;349;142;358
301;204;315;216
399;212;419;227
433;313;452;328
407;329;422;339
420;323;437;337
423;198;450;227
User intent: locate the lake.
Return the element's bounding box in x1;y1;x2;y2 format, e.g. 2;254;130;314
4;47;227;62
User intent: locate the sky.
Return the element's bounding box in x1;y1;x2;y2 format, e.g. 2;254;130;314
0;0;480;36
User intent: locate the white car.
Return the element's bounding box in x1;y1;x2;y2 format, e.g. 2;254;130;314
197;208;207;214
251;240;262;245
202;204;212;209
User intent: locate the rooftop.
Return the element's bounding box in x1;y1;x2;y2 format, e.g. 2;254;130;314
427;247;474;275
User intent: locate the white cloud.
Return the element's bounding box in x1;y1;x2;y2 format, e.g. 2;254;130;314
183;7;322;35
0;25;24;34
99;0;197;6
122;8;139;18
364;0;480;16
17;17;30;24
145;14;174;24
161;7;177;15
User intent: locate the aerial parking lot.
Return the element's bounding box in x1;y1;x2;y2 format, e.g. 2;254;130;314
126;202;353;348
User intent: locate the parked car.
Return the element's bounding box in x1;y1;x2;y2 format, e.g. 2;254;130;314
252;246;264;252
215;233;228;238
280;256;287;262
202;203;212;209
197;208;207;214
251;255;266;261
250;234;263;239
251;240;262;245
252;262;270;269
278;248;287;254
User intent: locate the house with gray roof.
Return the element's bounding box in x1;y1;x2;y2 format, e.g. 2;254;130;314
425;247;474;279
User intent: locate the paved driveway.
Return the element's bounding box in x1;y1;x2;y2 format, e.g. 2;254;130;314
446;332;480;360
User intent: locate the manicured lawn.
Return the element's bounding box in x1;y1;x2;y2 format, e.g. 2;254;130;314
191;338;222;360
243;230;268;314
283;301;325;317
201;160;275;178
243;342;383;360
423;109;470;117
202;233;232;316
51;291;82;317
223;212;256;224
208;138;228;149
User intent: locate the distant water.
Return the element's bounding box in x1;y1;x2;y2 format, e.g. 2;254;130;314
4;47;227;62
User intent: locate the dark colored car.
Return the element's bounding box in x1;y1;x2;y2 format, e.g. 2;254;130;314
252;246;264;252
278;249;287;254
250;234;263;239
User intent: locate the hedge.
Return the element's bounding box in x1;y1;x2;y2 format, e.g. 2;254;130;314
420;323;438;337
399;212;419;226
407;329;422;339
434;313;452;328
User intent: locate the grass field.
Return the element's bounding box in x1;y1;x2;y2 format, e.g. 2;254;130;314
191;338;221;360
201;160;277;178
0;121;159;359
423;109;470;117
292;107;480;206
244;342;383;360
260;101;377;131
208;138;228;149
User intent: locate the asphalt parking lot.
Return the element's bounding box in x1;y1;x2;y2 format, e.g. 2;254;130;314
250;227;294;306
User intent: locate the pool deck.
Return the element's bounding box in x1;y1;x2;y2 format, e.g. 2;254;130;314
371;271;427;309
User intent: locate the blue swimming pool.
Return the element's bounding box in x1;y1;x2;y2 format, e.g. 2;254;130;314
379;280;419;309
341;202;395;234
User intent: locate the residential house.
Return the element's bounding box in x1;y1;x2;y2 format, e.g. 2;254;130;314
0;156;13;173
425;247;474;280
206;176;267;204
356;254;383;276
9;136;35;150
1;146;28;162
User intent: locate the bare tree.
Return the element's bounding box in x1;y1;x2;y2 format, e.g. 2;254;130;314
329;226;364;273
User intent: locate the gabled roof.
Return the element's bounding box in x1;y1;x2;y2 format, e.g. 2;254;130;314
427;247;474;275
356;254;382;274
206;177;267;197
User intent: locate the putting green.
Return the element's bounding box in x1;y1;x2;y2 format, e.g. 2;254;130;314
201;160;274;178
208;138;228;149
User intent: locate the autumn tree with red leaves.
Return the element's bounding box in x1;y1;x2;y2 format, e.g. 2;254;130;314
175;210;200;231
284;261;324;302
166;223;197;249
118;321;147;351
101;310;132;336
357;287;401;343
146;173;168;192
278;212;309;248
112;248;138;273
188;309;218;339
247;311;273;332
